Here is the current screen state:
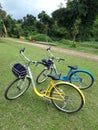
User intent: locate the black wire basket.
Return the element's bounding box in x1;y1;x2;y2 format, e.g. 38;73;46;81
12;63;27;78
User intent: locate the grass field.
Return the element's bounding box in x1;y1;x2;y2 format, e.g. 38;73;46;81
0;38;98;130
57;42;98;55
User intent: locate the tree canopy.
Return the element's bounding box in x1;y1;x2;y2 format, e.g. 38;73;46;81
0;1;98;41
52;0;98;40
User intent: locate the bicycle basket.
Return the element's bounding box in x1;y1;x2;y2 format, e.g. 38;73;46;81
12;63;27;77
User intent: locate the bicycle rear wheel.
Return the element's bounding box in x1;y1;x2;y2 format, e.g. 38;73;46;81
5;77;31;100
50;82;85;113
36;68;52;84
69;70;94;89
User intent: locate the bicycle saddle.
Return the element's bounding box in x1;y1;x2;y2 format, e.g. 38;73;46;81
47;74;60;80
68;65;78;70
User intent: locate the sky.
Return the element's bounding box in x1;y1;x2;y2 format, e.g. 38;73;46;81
0;0;66;20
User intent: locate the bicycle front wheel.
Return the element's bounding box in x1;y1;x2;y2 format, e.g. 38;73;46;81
36;68;52;84
50;82;85;114
69;70;94;90
5;77;31;100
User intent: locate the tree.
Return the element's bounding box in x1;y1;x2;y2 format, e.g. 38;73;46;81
38;11;54;40
18;14;37;37
38;11;50;24
4;15;15;37
35;21;44;33
92;16;98;41
71;18;81;46
52;0;98;41
49;21;69;40
22;14;36;33
0;4;7;36
0;4;6;20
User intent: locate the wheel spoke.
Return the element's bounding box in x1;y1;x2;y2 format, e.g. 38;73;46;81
5;77;30;100
70;71;94;89
50;83;84;113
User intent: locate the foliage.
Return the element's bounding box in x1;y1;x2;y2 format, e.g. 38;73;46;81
92;16;98;41
79;41;98;49
52;0;98;41
50;21;70;40
0;4;6;20
0;1;98;42
4;15;19;37
35;20;44;33
21;14;36;33
38;11;52;25
0;4;7;36
32;33;53;42
59;39;73;45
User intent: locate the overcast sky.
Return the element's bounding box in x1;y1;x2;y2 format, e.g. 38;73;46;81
0;0;66;19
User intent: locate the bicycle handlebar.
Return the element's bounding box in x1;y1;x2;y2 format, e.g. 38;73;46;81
20;48;38;65
20;48;46;67
46;47;51;51
19;48;64;68
20;48;25;53
46;47;65;62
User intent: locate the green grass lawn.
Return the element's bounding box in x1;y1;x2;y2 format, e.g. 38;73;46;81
56;42;98;55
0;38;98;130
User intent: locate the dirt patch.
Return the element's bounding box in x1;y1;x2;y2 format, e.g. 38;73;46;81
5;37;98;61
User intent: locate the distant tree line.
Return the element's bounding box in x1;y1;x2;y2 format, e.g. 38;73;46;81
0;0;98;42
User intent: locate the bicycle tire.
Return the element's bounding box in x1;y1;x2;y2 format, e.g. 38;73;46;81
69;70;94;90
5;77;31;100
50;82;85;114
36;68;52;84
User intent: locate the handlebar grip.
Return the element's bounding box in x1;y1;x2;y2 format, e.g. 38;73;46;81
46;47;51;51
20;48;25;53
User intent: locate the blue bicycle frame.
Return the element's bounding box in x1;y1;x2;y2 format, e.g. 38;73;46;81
37;47;95;89
60;69;94;82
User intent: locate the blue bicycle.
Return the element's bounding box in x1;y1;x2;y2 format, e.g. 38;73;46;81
36;47;94;90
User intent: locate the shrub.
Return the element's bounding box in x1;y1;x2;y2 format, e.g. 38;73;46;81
33;34;53;42
79;42;98;49
59;39;73;45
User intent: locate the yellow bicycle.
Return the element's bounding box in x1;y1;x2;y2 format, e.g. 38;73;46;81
5;48;85;114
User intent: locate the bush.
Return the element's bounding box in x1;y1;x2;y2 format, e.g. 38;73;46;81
79;42;98;49
59;39;98;49
59;39;73;45
33;34;53;42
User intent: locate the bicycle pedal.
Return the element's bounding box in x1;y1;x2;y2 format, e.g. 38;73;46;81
43;97;51;104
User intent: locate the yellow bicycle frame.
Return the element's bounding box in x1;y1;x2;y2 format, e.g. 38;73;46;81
33;80;85;103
